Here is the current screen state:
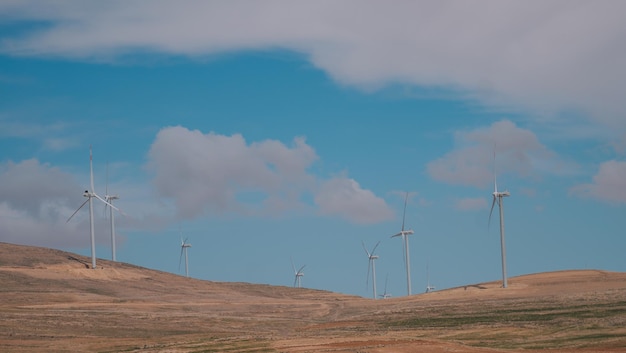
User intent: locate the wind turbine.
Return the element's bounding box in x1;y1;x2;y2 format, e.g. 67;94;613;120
67;146;119;269
291;257;305;288
362;240;380;299
391;192;414;296
489;151;511;288
179;237;192;277
104;164;120;262
425;263;435;293
379;274;391;299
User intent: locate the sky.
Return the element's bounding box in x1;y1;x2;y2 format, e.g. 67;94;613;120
1;1;625;298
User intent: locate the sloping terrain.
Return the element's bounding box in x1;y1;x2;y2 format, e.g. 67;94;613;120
1;241;625;352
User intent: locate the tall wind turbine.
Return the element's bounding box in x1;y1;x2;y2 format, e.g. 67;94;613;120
179;237;192;277
362;241;380;299
391;192;414;296
104;164;120;262
67;146;119;269
291;257;305;288
489;152;511;288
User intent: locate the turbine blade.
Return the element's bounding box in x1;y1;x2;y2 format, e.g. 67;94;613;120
401;192;408;231
488;196;496;228
293;276;298;287
371;240;381;255
366;260;371;289
291;257;296;273
361;241;370;257
298;265;306;274
178;246;184;271
66;199;89;223
89;146;95;193
493;146;499;193
93;193;126;216
105;162;109;196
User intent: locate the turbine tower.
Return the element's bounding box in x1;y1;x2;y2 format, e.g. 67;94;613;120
489;152;511;288
67;146;119;269
362;241;380;299
391;192;414;296
104;164;120;262
179;238;192;277
291;257;306;288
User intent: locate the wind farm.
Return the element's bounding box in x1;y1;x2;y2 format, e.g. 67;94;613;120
2;2;625;351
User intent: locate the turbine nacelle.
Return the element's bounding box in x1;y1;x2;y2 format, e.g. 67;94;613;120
493;190;510;198
391;229;414;238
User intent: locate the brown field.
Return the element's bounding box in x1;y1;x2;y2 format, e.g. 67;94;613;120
1;242;625;352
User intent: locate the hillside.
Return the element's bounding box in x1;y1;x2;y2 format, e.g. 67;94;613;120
1;242;625;352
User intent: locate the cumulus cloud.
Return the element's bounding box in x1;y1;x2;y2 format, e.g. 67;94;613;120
570;160;626;204
0;159;105;247
147;126;392;223
1;1;625;128
427;120;574;188
315;176;394;224
147;126;317;218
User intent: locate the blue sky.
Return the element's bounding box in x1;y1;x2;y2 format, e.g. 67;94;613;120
1;1;625;298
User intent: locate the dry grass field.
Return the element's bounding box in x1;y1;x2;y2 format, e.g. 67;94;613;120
1;241;625;353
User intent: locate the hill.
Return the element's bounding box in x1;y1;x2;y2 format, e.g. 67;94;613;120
1;242;625;352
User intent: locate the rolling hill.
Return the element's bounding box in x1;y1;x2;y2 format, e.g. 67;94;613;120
1;241;625;352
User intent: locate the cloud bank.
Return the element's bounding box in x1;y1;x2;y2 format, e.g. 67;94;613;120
1;1;625;128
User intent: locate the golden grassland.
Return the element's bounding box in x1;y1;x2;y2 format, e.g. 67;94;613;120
1;242;625;352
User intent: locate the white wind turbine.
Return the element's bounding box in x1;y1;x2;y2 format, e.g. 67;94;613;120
104;164;120;262
489;151;511;288
379;274;391;299
179;237;192;278
425;263;435;293
67;146;120;269
362;240;380;299
391;192;414;296
291;257;306;288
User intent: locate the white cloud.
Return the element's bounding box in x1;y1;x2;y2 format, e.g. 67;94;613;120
147;126;317;218
0;158;105;247
427;120;574;188
455;197;488;211
147;126;392;223
315;176;394;224
570;160;626;204
1;1;625;129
